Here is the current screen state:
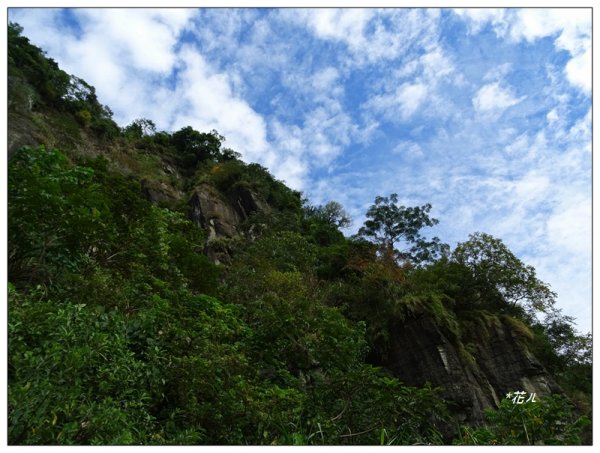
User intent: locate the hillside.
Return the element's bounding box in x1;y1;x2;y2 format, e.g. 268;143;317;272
6;22;592;445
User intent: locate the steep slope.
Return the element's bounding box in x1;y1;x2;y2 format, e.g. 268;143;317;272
384;314;561;425
7;22;590;445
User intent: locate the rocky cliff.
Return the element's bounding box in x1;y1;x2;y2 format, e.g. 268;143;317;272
384;314;561;429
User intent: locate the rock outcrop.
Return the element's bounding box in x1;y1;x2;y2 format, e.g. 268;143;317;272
384;314;561;429
189;184;243;239
188;183;269;263
141;179;184;207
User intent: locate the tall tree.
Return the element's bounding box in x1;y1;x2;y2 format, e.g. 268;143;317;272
451;232;556;316
357;194;448;265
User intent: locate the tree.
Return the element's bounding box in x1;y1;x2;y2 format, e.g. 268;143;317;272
315;201;352;229
172;127;223;165
123;118;156;139
8;22;71;109
357;194;448;265
218;148;242;162
451;232;556;316
530;308;592;408
302;200;351;247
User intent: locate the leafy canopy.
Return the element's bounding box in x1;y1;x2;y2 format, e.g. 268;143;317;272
357;193;448;265
451;232;556;316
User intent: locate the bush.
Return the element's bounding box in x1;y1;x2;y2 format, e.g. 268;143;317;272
457;394;590;445
8;286;161;444
74;109;92;127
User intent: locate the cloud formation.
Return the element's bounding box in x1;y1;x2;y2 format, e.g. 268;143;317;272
456;8;591;92
9;7;591;332
473;82;525;112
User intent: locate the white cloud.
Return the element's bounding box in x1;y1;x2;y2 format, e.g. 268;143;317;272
312;67;341;93
473;82;525;112
366;82;428;122
397;83;428;117
512;9;591;92
306;8;373;43
392;141;424;159
564;47;591;92
267;94;367;189
172;46;272;165
269;121;309;189
9;8;198;126
8;8;591;332
566;107;592;143
453;8;509;36
510;9;589;50
77;9;192;74
547;196;591;256
483;63;512;82
283;9;439;67
420;46;455;81
546;109;559;123
512;172;550;202
455;8;591;93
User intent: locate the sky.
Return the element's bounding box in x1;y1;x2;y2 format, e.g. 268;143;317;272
6;4;593;332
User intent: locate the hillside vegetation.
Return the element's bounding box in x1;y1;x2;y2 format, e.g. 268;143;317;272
7;23;592;445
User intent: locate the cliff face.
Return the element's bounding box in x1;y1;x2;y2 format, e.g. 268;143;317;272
175;174;564;427
188;183;270;263
384;315;561;427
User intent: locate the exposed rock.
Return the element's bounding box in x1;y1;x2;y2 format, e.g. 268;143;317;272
230;184;270;219
474;319;561;399
188;183;270;264
189;184;243;238
189;183;269;239
163;164;177;175
8;75;35;114
384;314;560;429
8;113;42;159
141;179;184;207
384;315;493;427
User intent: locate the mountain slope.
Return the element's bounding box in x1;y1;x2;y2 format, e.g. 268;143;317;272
6;22;591;445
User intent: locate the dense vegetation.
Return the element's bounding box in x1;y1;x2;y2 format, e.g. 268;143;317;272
7;22;592;445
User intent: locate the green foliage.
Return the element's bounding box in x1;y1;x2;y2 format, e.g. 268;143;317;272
204;159;246;192
529;310;592;422
457;395;590;445
357;194;449;265
8;22;120;144
8;142;456;445
7;143;589;446
501;314;534;343
8;146;218;297
7;25;590;445
218;161;302;214
74;109;92;127
304;200;351;229
301;200;349;248
301;368;450;445
8;22;70;109
8;287;160;444
243;163;302;213
8;146;108;284
123;118;156;139
452;232;556;317
173;127;223;168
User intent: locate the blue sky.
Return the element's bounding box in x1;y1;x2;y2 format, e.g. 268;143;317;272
7;6;592;332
